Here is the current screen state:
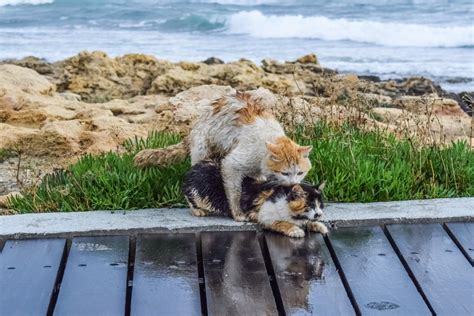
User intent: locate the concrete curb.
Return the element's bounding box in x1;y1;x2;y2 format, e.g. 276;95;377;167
0;198;472;238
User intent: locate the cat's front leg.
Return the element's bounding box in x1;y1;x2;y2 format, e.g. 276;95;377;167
308;221;328;235
221;157;247;222
269;220;305;238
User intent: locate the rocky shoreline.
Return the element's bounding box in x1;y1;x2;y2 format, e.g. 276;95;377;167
0;51;472;211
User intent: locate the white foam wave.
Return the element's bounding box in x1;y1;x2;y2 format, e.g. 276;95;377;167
0;0;53;6
227;11;474;47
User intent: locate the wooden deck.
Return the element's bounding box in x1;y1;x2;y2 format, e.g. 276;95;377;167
0;223;472;315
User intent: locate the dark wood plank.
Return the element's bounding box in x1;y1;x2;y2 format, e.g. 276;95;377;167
131;234;201;316
387;224;474;315
329;226;431;315
201;231;278;316
54;236;129;316
445;222;474;265
265;232;354;315
0;239;65;315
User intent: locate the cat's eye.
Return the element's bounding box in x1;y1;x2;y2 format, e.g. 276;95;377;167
297;172;304;175
281;172;289;176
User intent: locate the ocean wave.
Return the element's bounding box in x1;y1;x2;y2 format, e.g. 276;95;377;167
0;0;53;6
189;0;280;5
159;15;225;32
227;10;474;47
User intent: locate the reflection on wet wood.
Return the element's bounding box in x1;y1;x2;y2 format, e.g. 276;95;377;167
387;224;474;315
202;231;277;316
330;226;430;315
131;234;201;316
265;232;354;315
0;239;65;315
54;236;129;316
445;222;474;265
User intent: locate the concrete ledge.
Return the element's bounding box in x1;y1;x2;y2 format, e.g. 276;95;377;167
0;198;472;238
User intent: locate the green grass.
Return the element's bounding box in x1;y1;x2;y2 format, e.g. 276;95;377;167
8;123;474;213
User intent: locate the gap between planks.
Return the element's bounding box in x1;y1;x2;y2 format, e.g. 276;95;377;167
46;239;72;316
125;236;136;316
258;233;286;316
324;234;361;316
443;223;474;267
196;232;209;316
382;225;436;315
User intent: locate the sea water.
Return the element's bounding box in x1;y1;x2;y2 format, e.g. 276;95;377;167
0;0;472;92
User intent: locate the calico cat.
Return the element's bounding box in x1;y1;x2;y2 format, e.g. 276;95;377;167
183;160;327;238
135;92;312;222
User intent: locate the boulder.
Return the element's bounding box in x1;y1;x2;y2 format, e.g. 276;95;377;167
54;51;172;102
294;53;320;65
202;57;225;65
2;56;54;75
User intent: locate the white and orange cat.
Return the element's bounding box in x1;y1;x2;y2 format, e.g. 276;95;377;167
135;92;312;221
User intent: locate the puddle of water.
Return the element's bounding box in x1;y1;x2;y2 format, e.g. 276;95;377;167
366;301;400;310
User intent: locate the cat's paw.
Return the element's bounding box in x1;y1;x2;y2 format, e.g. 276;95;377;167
246;212;259;222
190;208;209;217
233;214;250;222
286;226;306;238
309;221;328;235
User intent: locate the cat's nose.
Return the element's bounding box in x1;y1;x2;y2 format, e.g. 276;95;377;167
307;209;317;220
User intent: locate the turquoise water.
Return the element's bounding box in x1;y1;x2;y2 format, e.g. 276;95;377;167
0;0;473;91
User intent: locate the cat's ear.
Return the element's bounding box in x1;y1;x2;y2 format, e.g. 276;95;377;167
315;181;326;192
290;185;305;198
298;145;312;158
266;141;281;161
265;141;278;153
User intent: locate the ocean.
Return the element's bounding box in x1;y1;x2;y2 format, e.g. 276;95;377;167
0;0;473;92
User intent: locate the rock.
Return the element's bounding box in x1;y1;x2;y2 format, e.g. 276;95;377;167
295;53;319;65
446;92;473;116
359;75;381;83
0;63;157;157
261;59;288;74
360;93;393;107
371;107;404;122
54;51;172;102
393;95;462;114
59;91;82;101
3;56;54;75
0;64;55;97
0;123;39;149
202;57;224;65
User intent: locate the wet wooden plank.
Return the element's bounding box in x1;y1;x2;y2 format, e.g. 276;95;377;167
202;231;277;315
387;224;474;315
329;226;430;315
131;234;201;316
54;236;129;316
0;239;65;315
445;222;474;265
265;232;354;315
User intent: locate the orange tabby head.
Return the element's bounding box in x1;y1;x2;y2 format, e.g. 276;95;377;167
265;136;312;185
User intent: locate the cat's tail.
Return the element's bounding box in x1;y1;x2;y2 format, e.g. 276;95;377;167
134;139;189;168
